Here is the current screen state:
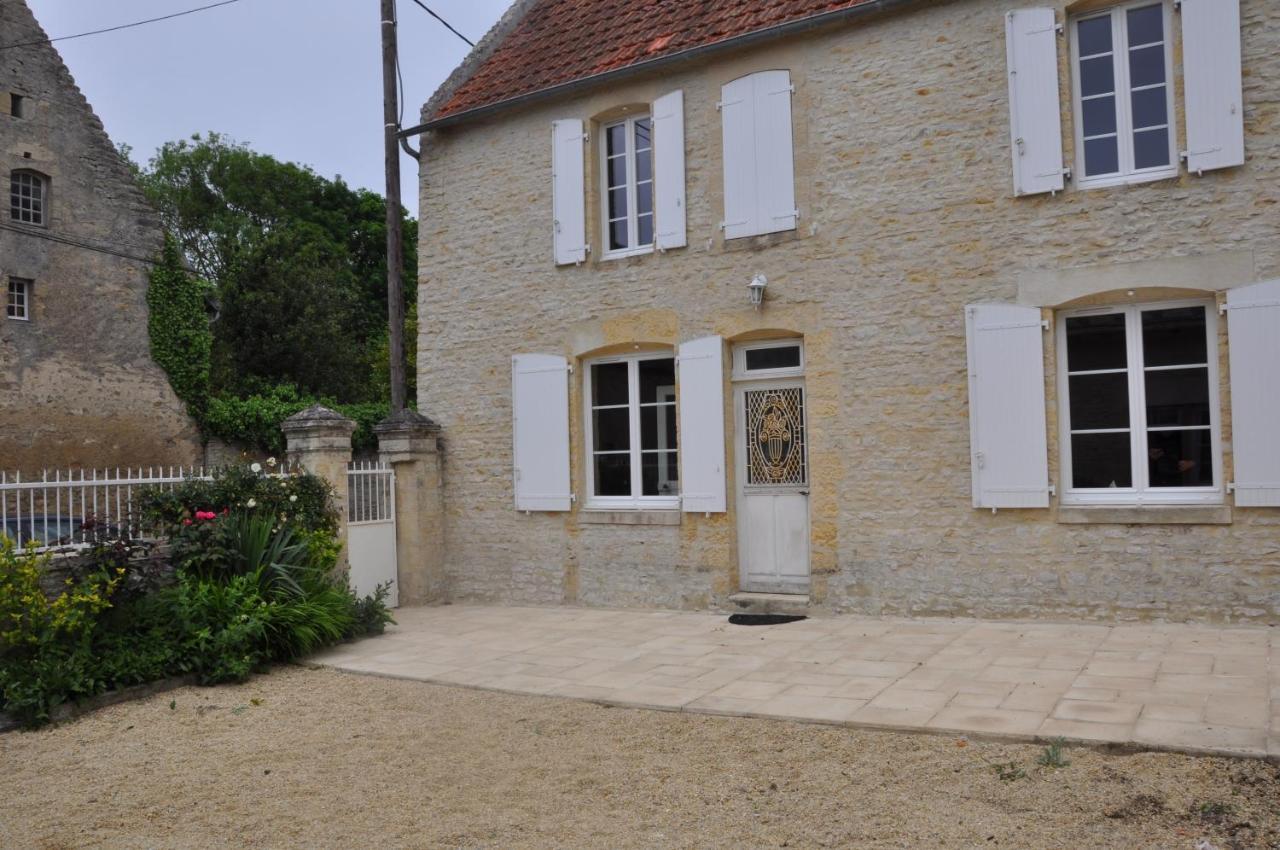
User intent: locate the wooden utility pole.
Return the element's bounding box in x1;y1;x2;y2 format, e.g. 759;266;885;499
380;0;407;411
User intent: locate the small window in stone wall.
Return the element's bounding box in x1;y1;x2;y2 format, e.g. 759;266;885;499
9;170;46;225
7;278;31;321
9;93;25;118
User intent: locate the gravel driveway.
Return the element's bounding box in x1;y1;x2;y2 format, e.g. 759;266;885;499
2;665;1277;849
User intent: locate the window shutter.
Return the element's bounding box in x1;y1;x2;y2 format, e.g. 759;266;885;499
512;354;573;511
1226;279;1280;507
652;89;687;251
551;119;587;265
677;336;727;513
719;75;757;240
1004;8;1065;196
1180;0;1245;174
965;304;1050;509
754;70;797;235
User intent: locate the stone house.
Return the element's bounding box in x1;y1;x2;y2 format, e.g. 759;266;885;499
0;0;200;473
407;0;1279;621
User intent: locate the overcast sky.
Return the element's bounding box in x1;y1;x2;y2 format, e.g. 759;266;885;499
24;0;513;217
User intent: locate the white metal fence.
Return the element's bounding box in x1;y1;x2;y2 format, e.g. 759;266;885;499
0;467;211;549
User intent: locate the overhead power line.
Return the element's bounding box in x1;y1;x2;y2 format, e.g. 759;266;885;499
407;0;474;48
0;0;246;52
0;221;156;265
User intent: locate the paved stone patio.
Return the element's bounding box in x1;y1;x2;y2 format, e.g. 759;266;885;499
311;605;1280;758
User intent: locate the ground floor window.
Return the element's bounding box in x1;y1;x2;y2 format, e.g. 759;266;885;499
585;353;678;508
1057;300;1221;504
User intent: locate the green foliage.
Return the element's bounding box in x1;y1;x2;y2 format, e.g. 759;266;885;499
133;133;416;406
137;463;337;538
147;234;213;420
347;582;396;639
1037;738;1071;769
176;572;270;684
202;384;388;454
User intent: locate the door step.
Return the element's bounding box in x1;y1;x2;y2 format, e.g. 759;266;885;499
728;592;810;616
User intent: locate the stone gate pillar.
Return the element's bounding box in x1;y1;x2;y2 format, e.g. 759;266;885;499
282;405;356;570
374;408;445;605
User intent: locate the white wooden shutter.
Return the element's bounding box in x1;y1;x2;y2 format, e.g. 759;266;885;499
1180;0;1245;174
720;76;757;240
677;336;727;513
552;119;587;265
1004;8;1065;196
1226;279;1280;507
755;70;797;235
512;354;573;511
652;89;687;251
965;304;1050;509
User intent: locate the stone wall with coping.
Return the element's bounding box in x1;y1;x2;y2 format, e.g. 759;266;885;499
0;0;201;474
417;0;1280;621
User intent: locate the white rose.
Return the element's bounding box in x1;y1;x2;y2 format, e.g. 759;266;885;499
289;494;297;503
246;498;257;508
250;462;262;473
266;457;277;467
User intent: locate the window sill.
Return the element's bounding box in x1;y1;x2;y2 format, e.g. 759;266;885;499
1074;168;1179;192
1056;505;1232;525
579;509;681;526
600;246;653;262
721;227;799;252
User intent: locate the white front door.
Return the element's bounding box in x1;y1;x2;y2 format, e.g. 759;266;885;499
735;379;810;594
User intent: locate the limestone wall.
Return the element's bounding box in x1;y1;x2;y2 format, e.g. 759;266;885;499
417;0;1280;621
0;1;201;474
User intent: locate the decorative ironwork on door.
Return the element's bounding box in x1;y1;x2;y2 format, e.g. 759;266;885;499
745;387;807;486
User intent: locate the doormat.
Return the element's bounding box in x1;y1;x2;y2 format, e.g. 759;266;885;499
728;614;808;626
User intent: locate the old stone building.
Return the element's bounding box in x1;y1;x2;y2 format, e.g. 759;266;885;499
0;0;200;472
408;0;1279;621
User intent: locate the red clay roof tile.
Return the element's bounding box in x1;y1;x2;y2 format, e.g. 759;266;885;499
431;0;880;122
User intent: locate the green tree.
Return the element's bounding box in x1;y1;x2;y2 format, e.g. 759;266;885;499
136;133;416;405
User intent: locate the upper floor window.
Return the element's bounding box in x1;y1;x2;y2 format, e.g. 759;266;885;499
6;278;30;321
1057;300;1221;505
585;353;678;508
10;170;46;225
601;115;653;257
8;93;25;118
1070;1;1177;188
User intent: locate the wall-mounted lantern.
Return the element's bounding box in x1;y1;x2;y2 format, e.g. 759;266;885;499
748;274;767;310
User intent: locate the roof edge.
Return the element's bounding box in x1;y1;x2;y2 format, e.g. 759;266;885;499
404;0;923;136
418;0;543;127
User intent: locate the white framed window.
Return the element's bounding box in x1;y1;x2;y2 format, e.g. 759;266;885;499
1070;1;1177;189
584;352;678;508
6;277;30;320
1057;299;1222;505
9;170;46;225
600;115;653;258
731;339;804;380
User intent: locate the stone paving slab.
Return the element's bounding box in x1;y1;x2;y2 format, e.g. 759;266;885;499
310;605;1280;759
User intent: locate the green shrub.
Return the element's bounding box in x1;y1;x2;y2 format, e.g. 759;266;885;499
203;385;389;454
348;582;395;639
138;462;337;537
176;572;270;684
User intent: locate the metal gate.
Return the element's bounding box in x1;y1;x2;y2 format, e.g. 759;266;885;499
346;461;398;607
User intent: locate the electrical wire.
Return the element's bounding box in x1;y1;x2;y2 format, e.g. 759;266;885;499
406;0;474;48
0;221;156;265
0;0;246;52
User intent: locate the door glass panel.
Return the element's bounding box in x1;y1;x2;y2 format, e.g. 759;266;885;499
745;345;801;372
1071;432;1133;488
1147;429;1212;487
1068;373;1130;430
745;387;807;486
638;358;675;404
